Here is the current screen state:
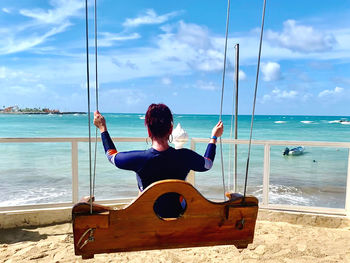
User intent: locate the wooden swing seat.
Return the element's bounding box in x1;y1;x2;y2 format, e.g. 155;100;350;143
72;179;259;259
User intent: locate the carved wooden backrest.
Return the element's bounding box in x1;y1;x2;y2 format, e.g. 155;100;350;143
73;179;259;259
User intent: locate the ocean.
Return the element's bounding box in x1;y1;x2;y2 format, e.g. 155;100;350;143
0;113;349;209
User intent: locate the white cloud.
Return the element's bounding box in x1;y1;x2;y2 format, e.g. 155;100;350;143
302;93;313;101
2;8;11;14
166;21;211;49
101;88;146;106
195;49;223;71
239;70;246;81
206;27;347;64
0;67;6;78
231;25;350;63
261;94;271;103
162;77;172;85
266;20;336;53
0;23;70;55
0;66;40;82
196;81;217;91
13;17;347;90
272;88;297;98
19;0;83;25
123;9;179;27
7;84;46;96
261;62;281;82
4;13;349;107
0;0;83;55
98;32;140;47
111;58;139;70
157;21;224;72
261;88;298;103
318;86;344;97
83;20;226;84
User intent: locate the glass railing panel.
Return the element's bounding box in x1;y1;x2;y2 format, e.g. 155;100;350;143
269;145;348;208
0;142;72;206
193;142;264;202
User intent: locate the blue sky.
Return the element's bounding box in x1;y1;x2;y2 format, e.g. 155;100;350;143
1;0;350;115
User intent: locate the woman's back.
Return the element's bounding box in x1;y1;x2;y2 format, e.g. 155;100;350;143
113;145;215;218
93;103;223;218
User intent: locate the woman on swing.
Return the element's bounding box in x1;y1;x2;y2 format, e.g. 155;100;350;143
93;103;223;218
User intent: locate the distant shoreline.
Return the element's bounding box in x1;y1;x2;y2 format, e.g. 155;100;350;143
0;112;86;115
0;111;349;117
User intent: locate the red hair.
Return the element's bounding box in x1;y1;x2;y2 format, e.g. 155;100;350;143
145;104;173;139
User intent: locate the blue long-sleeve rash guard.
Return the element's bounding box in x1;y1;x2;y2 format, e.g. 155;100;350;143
101;131;216;217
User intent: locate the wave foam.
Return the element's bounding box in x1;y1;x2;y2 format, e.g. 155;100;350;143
328;120;340;123
301;121;314;124
252;184;312;206
0;187;71;207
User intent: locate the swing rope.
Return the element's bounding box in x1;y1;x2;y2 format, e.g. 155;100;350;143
84;0;265;208
243;0;267;200
219;0;231;200
84;0;93;214
92;0;99;198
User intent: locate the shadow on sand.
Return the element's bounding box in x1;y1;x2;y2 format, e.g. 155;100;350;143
0;227;49;244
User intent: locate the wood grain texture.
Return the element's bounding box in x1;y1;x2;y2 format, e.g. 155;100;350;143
73;179;258;258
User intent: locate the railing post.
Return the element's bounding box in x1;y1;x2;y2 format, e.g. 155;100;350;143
262;144;270;206
345;148;350;218
72;141;79;204
187;139;196;186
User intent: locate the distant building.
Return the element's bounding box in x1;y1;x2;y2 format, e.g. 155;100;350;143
43;108;60;113
4;106;19;112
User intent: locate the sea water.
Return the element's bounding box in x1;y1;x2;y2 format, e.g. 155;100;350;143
0;113;349;209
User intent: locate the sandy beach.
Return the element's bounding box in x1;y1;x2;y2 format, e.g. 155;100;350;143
1;211;350;263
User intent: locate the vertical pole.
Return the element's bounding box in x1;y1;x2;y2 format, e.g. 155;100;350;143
72;141;79;204
345;148;350;217
262;144;270;206
234;44;239;192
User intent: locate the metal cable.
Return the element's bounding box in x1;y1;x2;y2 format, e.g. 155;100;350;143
219;0;231;200
84;0;93;214
94;0;99;112
243;0;267;200
92;0;99;198
228;44;239;191
228;100;234;191
234;43;239;192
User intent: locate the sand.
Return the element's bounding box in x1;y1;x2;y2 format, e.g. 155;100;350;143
1;216;350;263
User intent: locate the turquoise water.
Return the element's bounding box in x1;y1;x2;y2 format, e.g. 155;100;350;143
0;113;349;208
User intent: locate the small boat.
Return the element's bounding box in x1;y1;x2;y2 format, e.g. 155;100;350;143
330;118;349;124
340;120;350;125
283;146;305;156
